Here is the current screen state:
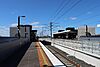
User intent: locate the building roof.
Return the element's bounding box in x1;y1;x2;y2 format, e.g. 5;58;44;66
20;25;32;27
53;30;70;34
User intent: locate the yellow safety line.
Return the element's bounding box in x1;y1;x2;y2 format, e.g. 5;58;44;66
36;42;49;67
40;46;48;66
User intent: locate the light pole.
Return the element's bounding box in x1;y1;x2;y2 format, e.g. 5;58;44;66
18;16;26;39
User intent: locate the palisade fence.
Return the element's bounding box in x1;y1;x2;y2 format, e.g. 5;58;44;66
40;38;100;55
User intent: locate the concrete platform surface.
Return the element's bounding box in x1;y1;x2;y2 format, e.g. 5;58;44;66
18;42;40;67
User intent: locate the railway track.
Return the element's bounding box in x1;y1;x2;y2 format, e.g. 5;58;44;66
46;45;94;67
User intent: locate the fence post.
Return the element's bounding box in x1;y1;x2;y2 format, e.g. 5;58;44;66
82;41;83;51
92;43;93;53
99;42;100;55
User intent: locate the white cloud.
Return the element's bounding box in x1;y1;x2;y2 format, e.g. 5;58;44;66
0;21;40;36
11;23;18;27
87;12;92;14
11;11;17;15
32;26;44;28
11;10;18;15
10;22;40;27
69;17;77;20
97;24;100;27
30;22;39;25
0;26;9;36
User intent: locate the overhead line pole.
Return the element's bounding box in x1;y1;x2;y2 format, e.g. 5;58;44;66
50;22;52;40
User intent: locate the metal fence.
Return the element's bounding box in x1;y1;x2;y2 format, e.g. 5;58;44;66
40;38;100;55
55;39;100;55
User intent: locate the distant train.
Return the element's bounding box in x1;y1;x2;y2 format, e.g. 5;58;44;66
53;27;77;39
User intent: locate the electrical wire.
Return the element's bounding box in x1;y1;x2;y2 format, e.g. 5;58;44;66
75;4;100;17
53;0;82;22
48;0;66;22
50;0;71;22
74;14;100;23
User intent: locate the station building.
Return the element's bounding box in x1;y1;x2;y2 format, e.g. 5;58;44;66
53;27;77;39
53;26;95;40
10;25;37;41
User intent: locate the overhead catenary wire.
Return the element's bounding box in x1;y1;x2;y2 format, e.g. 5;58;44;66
63;1;100;26
50;0;71;22
48;0;76;38
48;0;66;22
47;0;100;36
53;0;82;22
48;0;82;38
49;0;76;25
68;5;100;24
50;0;100;23
74;4;100;17
73;14;100;24
50;0;97;23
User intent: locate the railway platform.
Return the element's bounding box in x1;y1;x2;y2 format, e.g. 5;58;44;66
0;39;96;67
18;42;40;67
15;41;95;67
18;42;53;67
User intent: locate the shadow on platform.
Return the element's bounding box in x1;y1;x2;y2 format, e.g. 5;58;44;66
0;42;31;67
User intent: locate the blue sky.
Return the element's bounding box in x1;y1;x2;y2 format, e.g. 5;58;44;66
0;0;100;36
